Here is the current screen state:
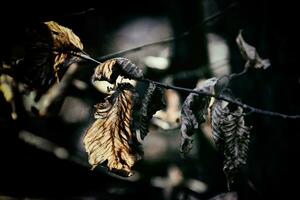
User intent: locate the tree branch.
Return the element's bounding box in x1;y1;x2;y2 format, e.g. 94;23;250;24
140;79;300;119
72;52;300;120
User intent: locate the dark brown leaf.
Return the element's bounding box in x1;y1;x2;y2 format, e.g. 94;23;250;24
236;30;270;69
83;83;140;176
16;21;83;95
131;82;165;141
93;58;143;83
45;21;83;82
180;78;217;154
211;95;251;189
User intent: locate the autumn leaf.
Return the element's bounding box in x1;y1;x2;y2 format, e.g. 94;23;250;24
45;21;83;82
236;30;270;69
93;58;144;84
15;21;83;95
211;93;251;190
83;83;140;176
45;21;83;52
131;82;165;142
180;78;217;154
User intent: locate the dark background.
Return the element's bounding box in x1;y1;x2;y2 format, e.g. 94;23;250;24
1;0;299;199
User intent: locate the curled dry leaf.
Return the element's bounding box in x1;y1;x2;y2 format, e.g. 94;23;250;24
83;83;140;176
236;30;270;69
93;58;143;84
16;21;83;94
45;21;83;52
45;21;83;82
131;82;165;142
211;95;250;189
180;78;217;154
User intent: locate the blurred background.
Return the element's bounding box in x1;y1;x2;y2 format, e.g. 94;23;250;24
0;0;299;199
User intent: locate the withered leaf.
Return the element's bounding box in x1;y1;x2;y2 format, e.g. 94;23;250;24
211;95;250;190
83;83;140;176
180;78;217;154
45;21;83;82
236;30;270;69
45;21;83;52
17;21;83;95
93;58;144;84
131;82;165;142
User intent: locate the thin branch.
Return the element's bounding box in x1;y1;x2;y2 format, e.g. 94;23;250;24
97;2;238;61
140;79;300;119
72;52;300;119
62;8;95;18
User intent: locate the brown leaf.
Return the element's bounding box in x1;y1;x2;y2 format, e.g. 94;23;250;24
180;78;217;154
131;82;165;141
83;83;139;176
93;58;143;83
236;30;270;69
211;92;251;190
45;21;83;52
45;21;83;81
17;21;83;94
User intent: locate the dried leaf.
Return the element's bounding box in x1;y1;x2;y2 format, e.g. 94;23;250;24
236;30;270;69
16;21;83;94
83;83;140;176
131;82;165;142
45;21;83;82
45;21;83;52
180;78;217;153
93;58;144;83
211;96;251;189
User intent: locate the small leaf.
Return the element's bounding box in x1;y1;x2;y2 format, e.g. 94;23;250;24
236;30;270;69
180;78;217;154
211;94;251;189
93;58;144;83
83;83;140;176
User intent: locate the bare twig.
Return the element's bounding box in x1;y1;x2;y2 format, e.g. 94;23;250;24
71;52;300;119
140;79;300;119
97;2;238;61
62;8;95;18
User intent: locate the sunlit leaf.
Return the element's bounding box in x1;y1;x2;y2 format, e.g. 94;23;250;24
83;83;140;176
93;58;144;84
